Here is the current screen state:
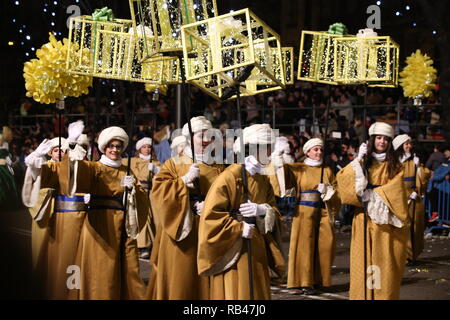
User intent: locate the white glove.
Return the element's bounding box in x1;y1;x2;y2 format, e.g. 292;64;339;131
194;201;204;215
357;142;367;161
409;191;418;200
181;163;200;185
242;222;255;239
34;139;54;157
148;162;154;172
121;175;136;189
317;183;326;194
413;156;420;166
239;200;267;217
244;155;263;176
273;139;290;156
272;155;284;168
68;120;84;143
83;193;91;205
361;189;371;203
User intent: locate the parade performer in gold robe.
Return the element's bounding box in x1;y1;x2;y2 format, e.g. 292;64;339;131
23;121;148;299
198;123;281;300
147;116;225;300
123;137;161;259
285;138;341;295
336;122;409;300
22;132;91;299
393;134;431;263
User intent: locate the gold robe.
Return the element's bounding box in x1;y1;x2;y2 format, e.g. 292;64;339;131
284;163;340;288
401;160;431;260
66;158;149;299
147;155;224;300
122;157;161;250
336;159;409;300
24;159;87;300
198;164;282;300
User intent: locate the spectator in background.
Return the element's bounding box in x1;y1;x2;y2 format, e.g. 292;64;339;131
426;144;446;172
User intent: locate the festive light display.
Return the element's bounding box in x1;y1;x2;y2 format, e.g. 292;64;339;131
24;33;92;104
180;8;285;101
399;49;437;105
334;31;399;87
128;0;218;61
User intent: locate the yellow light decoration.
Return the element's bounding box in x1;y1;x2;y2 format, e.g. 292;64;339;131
297;31;344;84
24;33;93;104
399;49;437;103
180;8;285;101
66;15;180;85
282;47;294;85
334;34;400;87
128;0;218;61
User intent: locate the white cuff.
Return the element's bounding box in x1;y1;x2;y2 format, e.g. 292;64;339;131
367;191;403;228
350;159;368;197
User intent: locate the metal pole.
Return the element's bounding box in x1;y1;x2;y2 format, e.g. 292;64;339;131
176;84;183;129
363;85;368;300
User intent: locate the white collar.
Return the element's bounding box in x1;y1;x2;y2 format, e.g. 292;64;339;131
139;153;151;161
100;154;122;168
371;152;386;162
400;152;411;163
304;157;322;167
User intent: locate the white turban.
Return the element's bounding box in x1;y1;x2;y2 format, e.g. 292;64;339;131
171;135;187;149
181;116;212;136
368;122;394;139
98;126;129;153
393;134;411;151
48;137;68;155
233;124;275;153
77;134;90;147
303;138;323;154
136;137;152;151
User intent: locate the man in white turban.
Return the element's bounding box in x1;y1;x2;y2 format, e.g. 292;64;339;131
48;137;68;162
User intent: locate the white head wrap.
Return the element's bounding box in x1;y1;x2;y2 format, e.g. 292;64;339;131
136;137;152;151
233;124;275;154
303;138;323;155
98;126;129;153
48;137;68;155
181;116;212;136
392;134;411;151
171;135;187;149
368;122;394;139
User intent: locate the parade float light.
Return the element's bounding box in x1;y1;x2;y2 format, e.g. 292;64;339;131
282;47;294;85
66;10;180;85
333;30;400;87
180;8;285;101
297;27;350;85
128;0;218;62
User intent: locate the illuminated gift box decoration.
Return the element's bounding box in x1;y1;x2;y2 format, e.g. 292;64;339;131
128;0;218;61
333;30;399;87
180;8;285;101
66;15;179;84
297;30;346;85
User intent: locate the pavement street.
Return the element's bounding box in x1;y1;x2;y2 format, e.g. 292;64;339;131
3;206;450;300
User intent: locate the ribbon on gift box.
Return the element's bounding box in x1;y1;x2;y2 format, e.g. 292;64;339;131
327;23;348;35
91;7;115;65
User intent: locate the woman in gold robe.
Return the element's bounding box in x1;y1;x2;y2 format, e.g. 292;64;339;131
22;135;92;299
393;134;431;263
147;116;225;300
285;138;341;295
24;122;148;299
123;137;161;259
198;124;281;300
336;122;409;300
